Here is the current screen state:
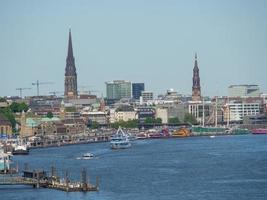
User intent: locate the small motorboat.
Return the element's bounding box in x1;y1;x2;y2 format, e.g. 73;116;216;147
81;153;94;160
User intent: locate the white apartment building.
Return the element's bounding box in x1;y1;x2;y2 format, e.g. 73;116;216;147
115;111;137;122
224;102;260;121
141;91;153;101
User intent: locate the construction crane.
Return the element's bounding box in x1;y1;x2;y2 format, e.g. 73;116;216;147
32;80;53;96
78;85;99;95
49;91;63;96
16;87;31;98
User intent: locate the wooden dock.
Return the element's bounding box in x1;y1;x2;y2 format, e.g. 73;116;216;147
0;166;99;192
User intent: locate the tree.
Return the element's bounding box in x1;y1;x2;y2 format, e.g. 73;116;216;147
65;107;76;112
110;119;139;129
0;108;16;131
155;118;162;124
168;117;180;124
0;97;6;102
144;117;162;125
10;102;28;113
91;121;99;129
144;117;154;124
184;113;198;125
46;111;53;118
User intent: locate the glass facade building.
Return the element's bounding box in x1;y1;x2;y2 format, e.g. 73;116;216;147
132;83;145;100
106;80;132;100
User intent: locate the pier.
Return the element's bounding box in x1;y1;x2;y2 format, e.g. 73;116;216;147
0;165;99;192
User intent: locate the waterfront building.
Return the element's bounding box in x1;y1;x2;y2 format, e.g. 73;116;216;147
81;111;108;125
38;117;64;135
188;101;211;124
132;83;145;100
224;101;260;122
156;103;187;123
106;80;132;100
115;111;137;122
155;108;168;124
136;106;155;124
243;114;267;125
141;91;153;102
61;118;86;134
20;112;40;137
192;53;201;101
228;85;260;97
0;115;12;135
64;29;78;99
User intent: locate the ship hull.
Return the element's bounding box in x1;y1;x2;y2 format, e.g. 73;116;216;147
251;129;267;135
12;149;29;155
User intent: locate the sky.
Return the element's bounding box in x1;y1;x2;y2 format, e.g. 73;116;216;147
1;0;267;98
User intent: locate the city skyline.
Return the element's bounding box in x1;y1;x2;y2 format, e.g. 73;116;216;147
1;0;267;97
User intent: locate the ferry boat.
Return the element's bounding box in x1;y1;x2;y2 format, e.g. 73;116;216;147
251;128;267;135
171;128;190;137
110;127;131;149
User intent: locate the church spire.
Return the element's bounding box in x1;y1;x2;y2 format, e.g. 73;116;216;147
192;53;201;101
194;52;198;70
64;29;78;98
67;29;73;58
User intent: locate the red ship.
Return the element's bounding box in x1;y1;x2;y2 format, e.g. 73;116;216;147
251;128;267;134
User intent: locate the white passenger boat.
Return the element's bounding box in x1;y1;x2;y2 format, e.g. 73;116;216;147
82;153;94;160
110;127;131;149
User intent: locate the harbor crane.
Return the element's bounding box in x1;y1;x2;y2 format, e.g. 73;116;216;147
16;87;31;98
32;80;53;96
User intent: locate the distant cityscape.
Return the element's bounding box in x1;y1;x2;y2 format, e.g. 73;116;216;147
0;29;267;137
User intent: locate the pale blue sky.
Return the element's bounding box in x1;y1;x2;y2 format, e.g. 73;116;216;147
1;0;267;97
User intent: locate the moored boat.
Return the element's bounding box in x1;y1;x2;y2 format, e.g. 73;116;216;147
251;128;267;135
12;143;29;155
136;132;148;139
171;128;190;137
191;126;227;136
227;127;250;135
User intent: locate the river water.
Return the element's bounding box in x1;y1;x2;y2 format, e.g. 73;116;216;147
2;134;267;200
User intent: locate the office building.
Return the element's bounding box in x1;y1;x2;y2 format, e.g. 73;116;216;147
132;83;145;100
106;80;132;100
228;85;260;97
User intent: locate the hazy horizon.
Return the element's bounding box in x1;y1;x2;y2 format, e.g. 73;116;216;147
1;0;267;98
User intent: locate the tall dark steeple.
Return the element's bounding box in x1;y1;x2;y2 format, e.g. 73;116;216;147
192;53;201;101
64;29;78;98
